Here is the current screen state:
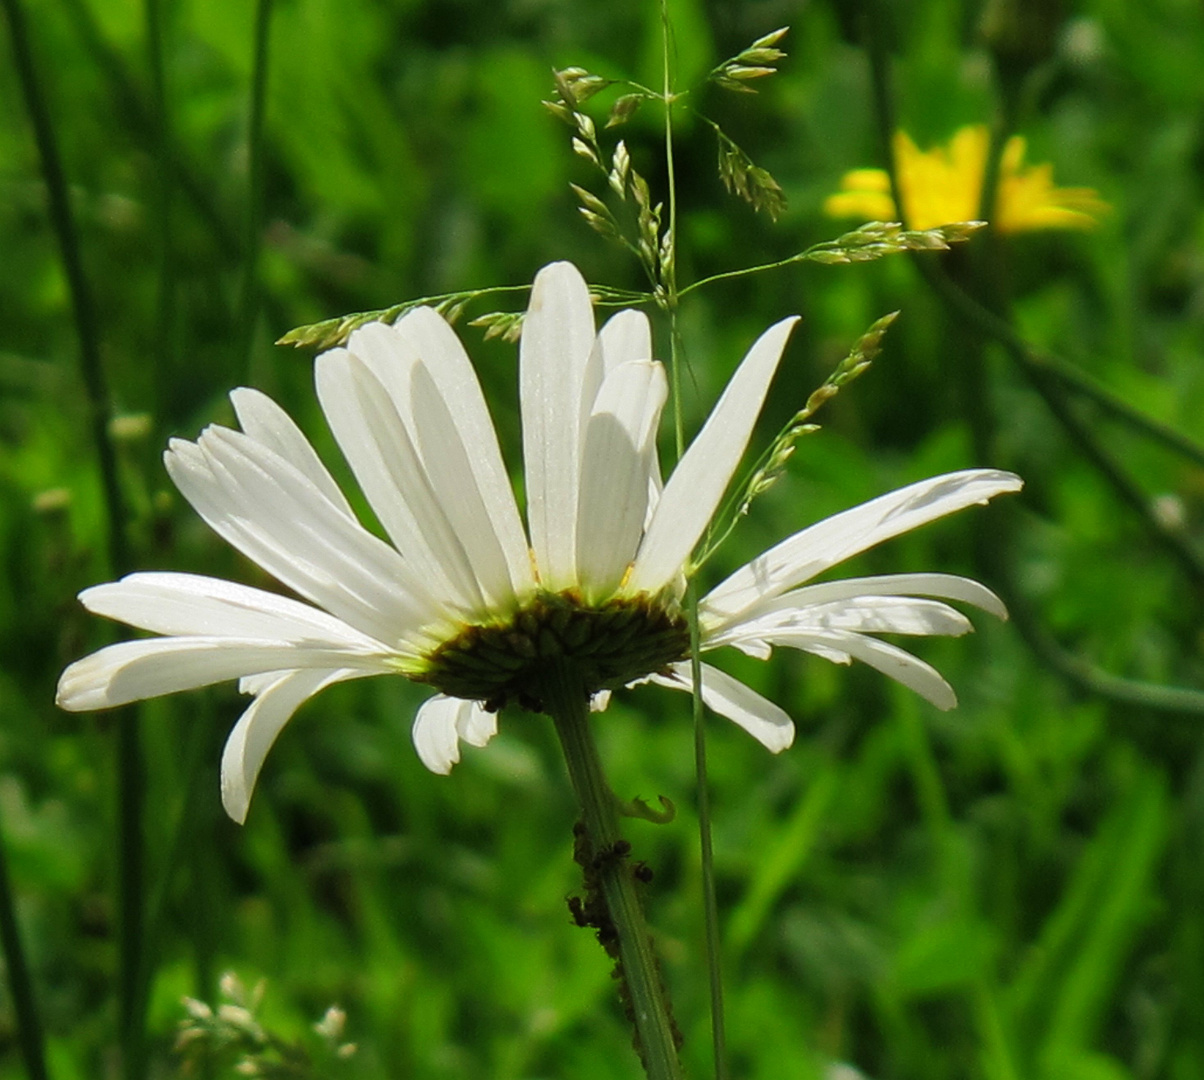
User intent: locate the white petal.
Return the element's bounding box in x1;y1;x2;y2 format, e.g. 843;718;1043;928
520;262;596;589
723;572;1009;630
652;661;795;752
409;362;517;610
389;308;535;596
412;695;465;774
80;572;385;647
702;470;1023;623
576;361;668;600
755;628;958;710
315;351;483;612
220;668;358;824
168;426;437;646
343;320;421;417
454;700;498;748
56;636;395;712
718;596;973;641
626;316;800;595
229;388;354;517
578;309;655;459
596;309;653;375
239;671;281;696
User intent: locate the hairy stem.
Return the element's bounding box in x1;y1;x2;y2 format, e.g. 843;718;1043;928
544;664;684;1080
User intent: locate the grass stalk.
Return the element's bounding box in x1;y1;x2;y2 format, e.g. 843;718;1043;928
658;3;727;1073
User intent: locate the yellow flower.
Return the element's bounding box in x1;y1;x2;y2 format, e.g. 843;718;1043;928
824;125;1108;233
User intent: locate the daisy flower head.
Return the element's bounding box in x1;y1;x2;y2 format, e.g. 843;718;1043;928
824;125;1108;233
57;261;1022;822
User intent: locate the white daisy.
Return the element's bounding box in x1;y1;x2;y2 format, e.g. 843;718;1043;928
57;261;1022;822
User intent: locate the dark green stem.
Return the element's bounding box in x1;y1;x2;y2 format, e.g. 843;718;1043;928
0;806;49;1080
544;663;684;1080
1;2;146;1075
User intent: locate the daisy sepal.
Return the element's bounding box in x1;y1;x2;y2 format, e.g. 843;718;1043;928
625;315;800;597
702;469;1023;624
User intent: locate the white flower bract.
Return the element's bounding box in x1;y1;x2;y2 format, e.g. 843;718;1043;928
57;261;1022;822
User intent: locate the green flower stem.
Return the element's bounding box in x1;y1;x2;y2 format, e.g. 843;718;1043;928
543;663;684;1080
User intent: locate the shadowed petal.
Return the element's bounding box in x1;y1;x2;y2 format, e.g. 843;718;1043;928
410;362;518;610
184;425;439;641
576;361;668;600
732;572;1008;627
717;595;974;641
391;308;535;596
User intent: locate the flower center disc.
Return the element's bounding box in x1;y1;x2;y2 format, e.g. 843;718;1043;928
415;591;690;711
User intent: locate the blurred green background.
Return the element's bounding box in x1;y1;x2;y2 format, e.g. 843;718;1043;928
2;0;1204;1077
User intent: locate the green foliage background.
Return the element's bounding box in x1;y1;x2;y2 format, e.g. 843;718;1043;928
2;0;1203;1077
